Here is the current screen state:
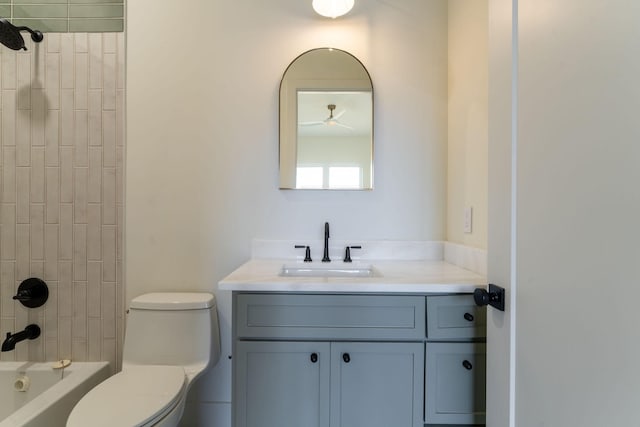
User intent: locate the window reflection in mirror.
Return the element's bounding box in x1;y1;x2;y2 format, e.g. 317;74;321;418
279;48;373;190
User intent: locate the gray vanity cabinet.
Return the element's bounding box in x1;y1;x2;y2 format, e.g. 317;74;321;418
233;292;485;427
233;293;425;427
234;340;330;427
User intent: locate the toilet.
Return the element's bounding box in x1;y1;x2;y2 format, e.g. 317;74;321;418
67;292;221;427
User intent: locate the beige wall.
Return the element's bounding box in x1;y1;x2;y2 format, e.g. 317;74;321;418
447;0;488;249
127;0;448;424
0;34;125;372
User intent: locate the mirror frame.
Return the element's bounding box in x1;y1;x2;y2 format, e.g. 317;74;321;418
279;48;374;190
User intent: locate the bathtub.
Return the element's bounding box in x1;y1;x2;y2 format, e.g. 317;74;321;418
0;361;110;427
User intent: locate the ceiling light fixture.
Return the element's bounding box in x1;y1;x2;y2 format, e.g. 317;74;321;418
312;0;354;19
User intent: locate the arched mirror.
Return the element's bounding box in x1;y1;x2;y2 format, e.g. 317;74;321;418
279;48;373;190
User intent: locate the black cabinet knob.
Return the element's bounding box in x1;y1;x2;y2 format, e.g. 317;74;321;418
462;360;473;370
463;312;474;322
310;353;318;363
342;353;351;363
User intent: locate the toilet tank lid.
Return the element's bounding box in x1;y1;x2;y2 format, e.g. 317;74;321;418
130;292;215;310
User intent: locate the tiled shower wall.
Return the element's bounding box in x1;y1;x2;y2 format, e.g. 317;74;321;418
0;33;124;372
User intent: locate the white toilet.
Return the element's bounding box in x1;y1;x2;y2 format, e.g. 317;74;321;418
67;292;221;427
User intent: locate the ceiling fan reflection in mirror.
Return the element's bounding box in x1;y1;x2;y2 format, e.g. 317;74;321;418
299;104;354;130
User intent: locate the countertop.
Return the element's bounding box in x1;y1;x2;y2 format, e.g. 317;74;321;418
218;259;486;293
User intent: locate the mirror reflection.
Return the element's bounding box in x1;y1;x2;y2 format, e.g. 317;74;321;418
279;48;373;190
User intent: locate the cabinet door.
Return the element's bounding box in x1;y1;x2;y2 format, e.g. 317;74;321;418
235;341;330;427
330;342;424;427
425;342;486;425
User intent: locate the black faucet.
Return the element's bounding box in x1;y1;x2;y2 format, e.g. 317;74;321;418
2;324;40;352
322;222;331;262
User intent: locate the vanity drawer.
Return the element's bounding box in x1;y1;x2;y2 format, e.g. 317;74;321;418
235;293;425;340
426;295;486;340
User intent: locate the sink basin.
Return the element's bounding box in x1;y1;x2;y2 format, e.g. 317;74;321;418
280;263;378;278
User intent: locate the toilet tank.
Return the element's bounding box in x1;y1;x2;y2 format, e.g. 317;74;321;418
122;293;221;373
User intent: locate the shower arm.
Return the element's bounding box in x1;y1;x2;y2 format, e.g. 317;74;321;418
14;26;44;43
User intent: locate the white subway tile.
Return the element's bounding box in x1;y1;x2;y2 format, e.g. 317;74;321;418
47;33;60;54
59;147;73;203
116;90;124;147
45;167;59;224
0;262;15;317
31;45;45;90
87;204;101;261
102;225;116;282
30;204;44;260
45;110;60;166
87;261;101;317
16;54;31;109
101;281;116;339
72;339;87;362
102;338;116;375
116;33;124;90
16;224;30;279
103;53;116;110
44;224;58;280
60;89;74;146
31;89;45;146
102;168;116;225
45;338;58;362
16;167;30;223
73;224;87;281
59;205;73;260
1;205;16;260
73;167;87;224
103;34;116;54
16;112;31;166
44;284;58;339
74;110;88;167
73;282;87;339
88;317;101;361
2;51;16;90
103;111;116;167
31;147;45;203
58;262;72;317
88;90;102;146
58;316;72;359
89;34;103;90
60;34;74;90
75;53;88;110
2;90;16;146
2;147;16;203
45;53;61;110
75;33;88;54
88;147;102;203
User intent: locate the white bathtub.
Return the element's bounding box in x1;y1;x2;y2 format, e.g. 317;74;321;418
0;361;110;427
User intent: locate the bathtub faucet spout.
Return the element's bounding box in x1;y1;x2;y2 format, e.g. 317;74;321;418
2;324;40;352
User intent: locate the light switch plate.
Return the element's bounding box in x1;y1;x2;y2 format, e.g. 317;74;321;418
464;207;473;233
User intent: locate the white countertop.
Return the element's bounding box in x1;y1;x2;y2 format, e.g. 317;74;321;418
218;258;486;293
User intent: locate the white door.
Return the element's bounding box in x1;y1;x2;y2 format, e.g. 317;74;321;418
487;0;640;426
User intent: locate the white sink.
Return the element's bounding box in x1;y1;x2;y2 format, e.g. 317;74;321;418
280;263;378;278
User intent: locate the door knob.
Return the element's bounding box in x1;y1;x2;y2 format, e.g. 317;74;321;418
473;283;505;311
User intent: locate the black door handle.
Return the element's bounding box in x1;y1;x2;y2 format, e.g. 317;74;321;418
473;284;505;311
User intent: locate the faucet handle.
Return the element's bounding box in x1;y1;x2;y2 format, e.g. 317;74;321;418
294;245;313;262
343;246;362;263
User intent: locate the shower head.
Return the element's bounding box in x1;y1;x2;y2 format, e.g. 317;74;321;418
0;18;44;51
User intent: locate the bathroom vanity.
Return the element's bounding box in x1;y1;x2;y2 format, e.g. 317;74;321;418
219;241;487;427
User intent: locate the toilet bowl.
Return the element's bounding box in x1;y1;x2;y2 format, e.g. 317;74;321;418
67;292;221;427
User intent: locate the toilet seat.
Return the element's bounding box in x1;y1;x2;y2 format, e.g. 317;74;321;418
67;365;186;427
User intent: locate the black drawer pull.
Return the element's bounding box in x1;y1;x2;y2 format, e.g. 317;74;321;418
342;353;351;363
463;312;474;322
462;360;473;370
310;353;318;363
